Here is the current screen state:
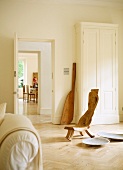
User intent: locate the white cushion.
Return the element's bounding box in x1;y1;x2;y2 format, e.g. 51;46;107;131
0;103;7;125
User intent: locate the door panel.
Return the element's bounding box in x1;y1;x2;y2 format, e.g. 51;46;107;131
83;28;99;110
100;29;116;114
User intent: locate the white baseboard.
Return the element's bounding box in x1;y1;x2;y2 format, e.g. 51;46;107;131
52;116;61;124
119;113;123;122
50;113;121;125
40;108;52;114
92;114;119;125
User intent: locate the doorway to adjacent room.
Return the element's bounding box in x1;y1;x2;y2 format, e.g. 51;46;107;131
14;34;55;121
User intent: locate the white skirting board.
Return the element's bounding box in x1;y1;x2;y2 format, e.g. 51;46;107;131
52;116;61;124
119;113;123;122
91;114;119;125
40;108;52;114
44;112;120;125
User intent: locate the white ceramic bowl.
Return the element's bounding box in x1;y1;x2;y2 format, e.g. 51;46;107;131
82;137;110;146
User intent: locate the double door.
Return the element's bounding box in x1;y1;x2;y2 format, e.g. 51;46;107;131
75;22;119;124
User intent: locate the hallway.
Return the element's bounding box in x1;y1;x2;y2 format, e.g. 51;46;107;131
18;99;52;124
18;99;38;115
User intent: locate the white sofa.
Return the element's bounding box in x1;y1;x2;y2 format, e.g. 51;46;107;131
0;103;43;170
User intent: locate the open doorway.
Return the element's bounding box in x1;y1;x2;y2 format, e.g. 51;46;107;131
14;36;55;121
18;52;39;115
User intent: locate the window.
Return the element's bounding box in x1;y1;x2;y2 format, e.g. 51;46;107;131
18;60;24;88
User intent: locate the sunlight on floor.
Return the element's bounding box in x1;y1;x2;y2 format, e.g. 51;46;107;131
18;99;38;115
18;99;51;124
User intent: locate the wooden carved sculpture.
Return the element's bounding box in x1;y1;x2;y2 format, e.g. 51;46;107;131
60;63;76;125
64;89;99;141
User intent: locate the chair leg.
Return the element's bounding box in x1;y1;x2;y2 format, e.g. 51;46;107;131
79;131;86;136
85;129;95;138
66;129;74;141
27;94;29;102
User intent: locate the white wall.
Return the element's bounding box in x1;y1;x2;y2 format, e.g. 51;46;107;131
0;0;123;123
27;56;38;85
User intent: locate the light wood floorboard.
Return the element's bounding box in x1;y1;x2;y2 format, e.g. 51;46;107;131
19;100;123;170
29;115;123;170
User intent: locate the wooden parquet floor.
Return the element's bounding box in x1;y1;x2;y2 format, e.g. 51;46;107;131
28;115;123;170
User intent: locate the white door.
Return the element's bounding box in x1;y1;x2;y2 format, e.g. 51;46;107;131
100;29;117;115
14;33;19;114
83;26;118;124
83;28;100;111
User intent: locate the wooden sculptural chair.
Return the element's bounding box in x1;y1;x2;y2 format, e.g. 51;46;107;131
64;89;99;141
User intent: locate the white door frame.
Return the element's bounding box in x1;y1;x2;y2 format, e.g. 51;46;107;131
14;35;55;119
14;33;19;114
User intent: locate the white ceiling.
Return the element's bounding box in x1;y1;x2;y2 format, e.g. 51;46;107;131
35;0;123;8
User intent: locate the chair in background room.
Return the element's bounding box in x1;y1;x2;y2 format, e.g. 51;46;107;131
23;85;29;101
35;87;38;103
23;85;36;102
28;86;36;102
